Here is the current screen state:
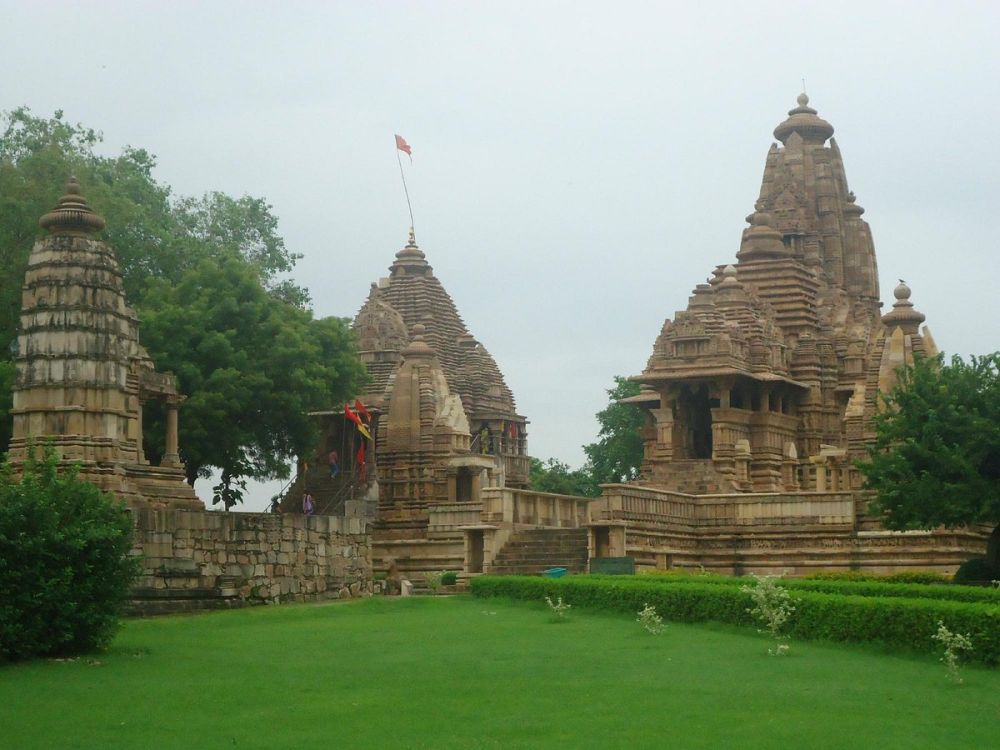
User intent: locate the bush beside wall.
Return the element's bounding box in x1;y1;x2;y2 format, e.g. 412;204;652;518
0;450;138;660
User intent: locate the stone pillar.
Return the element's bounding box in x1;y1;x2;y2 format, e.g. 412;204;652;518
734;439;752;490
162;398;181;467
608;525;626;557
135;396;146;464
781;442;800;491
812;457;827;492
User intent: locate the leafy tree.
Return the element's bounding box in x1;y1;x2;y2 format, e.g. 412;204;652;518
583;376;645;485
529;457;599;497
138;258;366;503
0;445;139;660
859;353;1000;565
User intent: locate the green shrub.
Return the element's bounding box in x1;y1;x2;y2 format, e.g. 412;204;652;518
471;575;1000;665
0;447;139;661
441;571;458;586
954;558;1000;585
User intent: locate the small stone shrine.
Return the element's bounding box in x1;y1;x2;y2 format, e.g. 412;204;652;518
7;178;201;509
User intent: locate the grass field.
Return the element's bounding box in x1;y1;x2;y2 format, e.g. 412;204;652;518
2;596;999;749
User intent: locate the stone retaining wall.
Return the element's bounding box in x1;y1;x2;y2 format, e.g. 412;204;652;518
130;509;371;615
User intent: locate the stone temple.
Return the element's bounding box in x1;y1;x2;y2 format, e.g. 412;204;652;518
630;93;934;495
8;179;201;510
569;94;986;574
289;230;529;580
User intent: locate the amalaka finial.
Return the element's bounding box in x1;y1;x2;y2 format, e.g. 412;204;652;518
773;89;833;145
38;176;106;236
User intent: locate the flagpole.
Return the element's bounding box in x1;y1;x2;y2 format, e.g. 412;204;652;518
395;144;415;234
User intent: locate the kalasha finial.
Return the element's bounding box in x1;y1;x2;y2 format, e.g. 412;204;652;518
882;279;924;327
407;227;416;247
797;92;809;107
38;176;106;236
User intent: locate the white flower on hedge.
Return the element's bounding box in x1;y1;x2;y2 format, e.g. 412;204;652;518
740;574;795;655
545;595;571;621
932;621;973;684
636;603;665;635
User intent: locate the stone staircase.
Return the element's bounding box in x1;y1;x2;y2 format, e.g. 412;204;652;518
489;528;589;575
282;465;372;516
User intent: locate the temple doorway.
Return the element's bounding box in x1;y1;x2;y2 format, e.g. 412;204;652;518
677;385;713;459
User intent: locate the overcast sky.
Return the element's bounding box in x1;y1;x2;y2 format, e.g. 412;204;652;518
3;1;999;510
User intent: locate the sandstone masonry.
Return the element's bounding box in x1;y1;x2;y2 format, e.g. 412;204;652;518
131;510;371;615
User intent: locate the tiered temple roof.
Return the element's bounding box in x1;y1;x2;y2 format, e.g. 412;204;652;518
633;95;935;493
352;230;520;428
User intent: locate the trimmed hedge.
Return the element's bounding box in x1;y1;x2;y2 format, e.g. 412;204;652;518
471;575;1000;665
633;572;1000;605
805;570;950;585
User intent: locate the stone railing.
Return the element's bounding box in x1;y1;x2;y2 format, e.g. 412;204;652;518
501;454;531;484
595;484;697;522
428;502;484;531
595;483;856;529
480;487;595;528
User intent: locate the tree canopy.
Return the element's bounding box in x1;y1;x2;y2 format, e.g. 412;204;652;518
859;353;1000;550
529;457;598;497
0;108;365;506
583;376;645;485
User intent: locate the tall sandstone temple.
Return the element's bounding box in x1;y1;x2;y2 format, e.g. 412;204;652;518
7;179;202;510
631;94;933;494
582;94;986;573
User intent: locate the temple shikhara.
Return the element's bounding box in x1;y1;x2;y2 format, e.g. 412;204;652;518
631;93;933;495
289;229;530;579
578;95;985;573
7;179;202;510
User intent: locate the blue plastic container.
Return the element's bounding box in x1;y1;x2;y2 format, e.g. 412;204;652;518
542;567;568;578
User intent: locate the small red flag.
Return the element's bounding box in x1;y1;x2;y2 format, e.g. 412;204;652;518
355;399;371;424
356;441;367;482
344;403;362;427
395;134;412;157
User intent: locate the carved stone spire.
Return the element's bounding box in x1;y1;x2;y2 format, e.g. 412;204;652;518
38;176;106;236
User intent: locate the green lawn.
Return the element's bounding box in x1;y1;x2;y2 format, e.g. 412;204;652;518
2;596;999;749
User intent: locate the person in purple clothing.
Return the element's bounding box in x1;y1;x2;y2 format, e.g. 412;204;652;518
302;491;315;516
